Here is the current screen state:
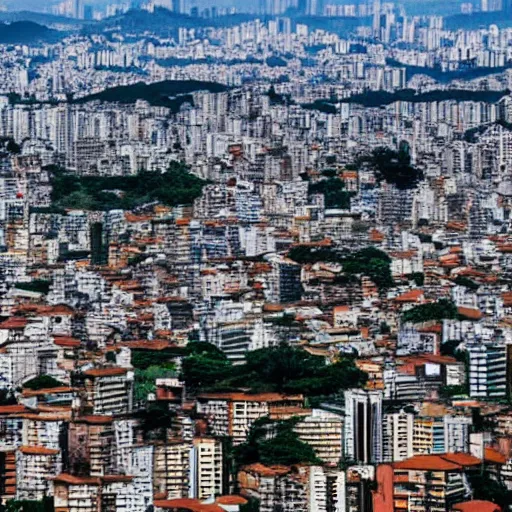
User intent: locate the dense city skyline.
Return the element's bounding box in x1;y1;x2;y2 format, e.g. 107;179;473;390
1;1;512;512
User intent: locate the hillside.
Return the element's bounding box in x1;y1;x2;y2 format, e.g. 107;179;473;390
0;21;62;44
74;80;230;111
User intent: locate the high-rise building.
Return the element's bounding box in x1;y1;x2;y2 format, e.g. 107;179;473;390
72;0;85;19
372;0;381;37
172;0;185;14
382;411;414;462
344;390;383;464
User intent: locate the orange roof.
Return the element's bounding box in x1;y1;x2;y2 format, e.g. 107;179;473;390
197;392;303;403
83;367;128;378
393;453;480;471
216;496;248;506
457;307;483;320
241;463;291;477
484;447;507;465
452;501;502;512
19;446;59;456
53;336;81;348
22;387;73;397
53;474;100;485
394;289;424;303
0;317;28;329
154;499;224;512
442;453;481;467
74;415;114;425
0;405;28;415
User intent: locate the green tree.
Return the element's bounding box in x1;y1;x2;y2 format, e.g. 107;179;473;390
180;342;233;392
309;178;353;209
235;418;320;468
134;365;176;403
402;299;458;324
23;375;66;390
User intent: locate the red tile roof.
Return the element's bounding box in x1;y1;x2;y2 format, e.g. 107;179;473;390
83;367;128;378
394;289;424;303
154;499;224;512
19;446;59;456
215;496;248;506
393;453;480;471
484;447;507;465
457;307;483;321
197;392;303;403
452;501;502;512
0;317;28;329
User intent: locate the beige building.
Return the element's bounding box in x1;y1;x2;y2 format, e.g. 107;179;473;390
16;445;61;501
294;409;343;465
191;438;223;500
197;392;304;445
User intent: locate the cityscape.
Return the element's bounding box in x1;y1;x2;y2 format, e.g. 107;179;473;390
1;0;512;511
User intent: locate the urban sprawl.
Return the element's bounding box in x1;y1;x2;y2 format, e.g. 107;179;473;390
2;1;512;511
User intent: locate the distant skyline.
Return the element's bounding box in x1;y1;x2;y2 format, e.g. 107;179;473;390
0;0;468;13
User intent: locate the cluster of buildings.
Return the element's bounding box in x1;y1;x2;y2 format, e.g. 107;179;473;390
1;3;512;512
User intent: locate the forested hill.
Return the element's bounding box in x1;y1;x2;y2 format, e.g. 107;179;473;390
74;80;230;112
0;21;61;44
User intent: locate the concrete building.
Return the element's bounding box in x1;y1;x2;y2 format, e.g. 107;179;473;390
344;390;383;464
294;409;343;465
196;392;305;445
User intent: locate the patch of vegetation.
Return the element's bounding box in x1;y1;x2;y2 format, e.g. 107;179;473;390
23;375;66;390
439;384;468;399
0;21;59;44
309;178;353;209
235;417;320;468
468;473;512;509
131;348;183;370
0;498;54;512
134;365;176;403
301;99;337;114
341;88;509;107
136;402;176;441
180;342;234;393
362;145;424;190
0;389;16;406
48;162;207;211
74;80;229;112
386;58;512;83
181;343;367;397
408;272;425;286
343;247;394;290
14;280;51;294
402;299;458;324
440;339;466;362
288;245;338;265
454;275;480;291
266;56;287;67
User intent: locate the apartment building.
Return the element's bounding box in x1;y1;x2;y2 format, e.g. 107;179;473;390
390;453;480;512
467;343;509;399
294;409;343;465
344;390;383;464
382;411;414;463
196;392;305;445
79;367;133;416
190;438;223;500
16;445;61;500
154;441;191;499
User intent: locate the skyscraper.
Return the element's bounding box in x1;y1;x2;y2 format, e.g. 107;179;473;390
373;0;381;37
72;0;84;19
344;389;383;464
